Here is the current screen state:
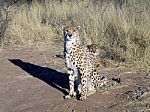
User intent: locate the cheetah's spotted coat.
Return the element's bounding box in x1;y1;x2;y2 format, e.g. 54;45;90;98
63;26;105;100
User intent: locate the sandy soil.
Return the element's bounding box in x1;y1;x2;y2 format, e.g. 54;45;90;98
0;47;149;112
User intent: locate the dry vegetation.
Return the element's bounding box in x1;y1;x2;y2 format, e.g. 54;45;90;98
0;0;150;70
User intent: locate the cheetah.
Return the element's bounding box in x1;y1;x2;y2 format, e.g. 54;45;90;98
63;26;104;100
87;44;103;69
87;44;108;84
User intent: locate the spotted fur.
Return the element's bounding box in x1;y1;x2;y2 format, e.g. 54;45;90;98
87;44;103;68
63;26;103;100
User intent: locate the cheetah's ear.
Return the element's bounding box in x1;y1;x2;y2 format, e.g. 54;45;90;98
62;25;66;36
62;25;66;31
76;25;81;30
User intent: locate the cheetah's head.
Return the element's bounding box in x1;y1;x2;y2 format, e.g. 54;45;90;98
87;44;99;56
63;26;80;41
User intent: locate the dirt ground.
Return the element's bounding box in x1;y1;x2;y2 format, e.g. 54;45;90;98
0;47;149;112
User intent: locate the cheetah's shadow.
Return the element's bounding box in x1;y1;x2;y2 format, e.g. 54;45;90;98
9;59;68;95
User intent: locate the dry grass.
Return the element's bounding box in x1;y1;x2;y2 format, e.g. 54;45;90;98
0;0;150;69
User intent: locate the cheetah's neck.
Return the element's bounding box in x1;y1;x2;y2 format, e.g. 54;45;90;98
65;36;82;49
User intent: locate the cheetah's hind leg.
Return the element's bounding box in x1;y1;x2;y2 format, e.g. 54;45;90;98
88;70;108;94
93;75;108;88
99;76;108;87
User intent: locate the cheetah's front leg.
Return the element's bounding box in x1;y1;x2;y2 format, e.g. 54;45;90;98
65;69;76;99
79;77;88;101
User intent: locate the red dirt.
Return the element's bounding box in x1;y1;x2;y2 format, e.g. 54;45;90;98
0;47;149;112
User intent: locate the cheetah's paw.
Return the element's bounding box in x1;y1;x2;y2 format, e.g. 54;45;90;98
79;96;87;101
72;91;77;97
64;92;77;99
64;95;71;99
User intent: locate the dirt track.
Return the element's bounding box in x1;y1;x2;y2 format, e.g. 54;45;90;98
0;47;149;112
